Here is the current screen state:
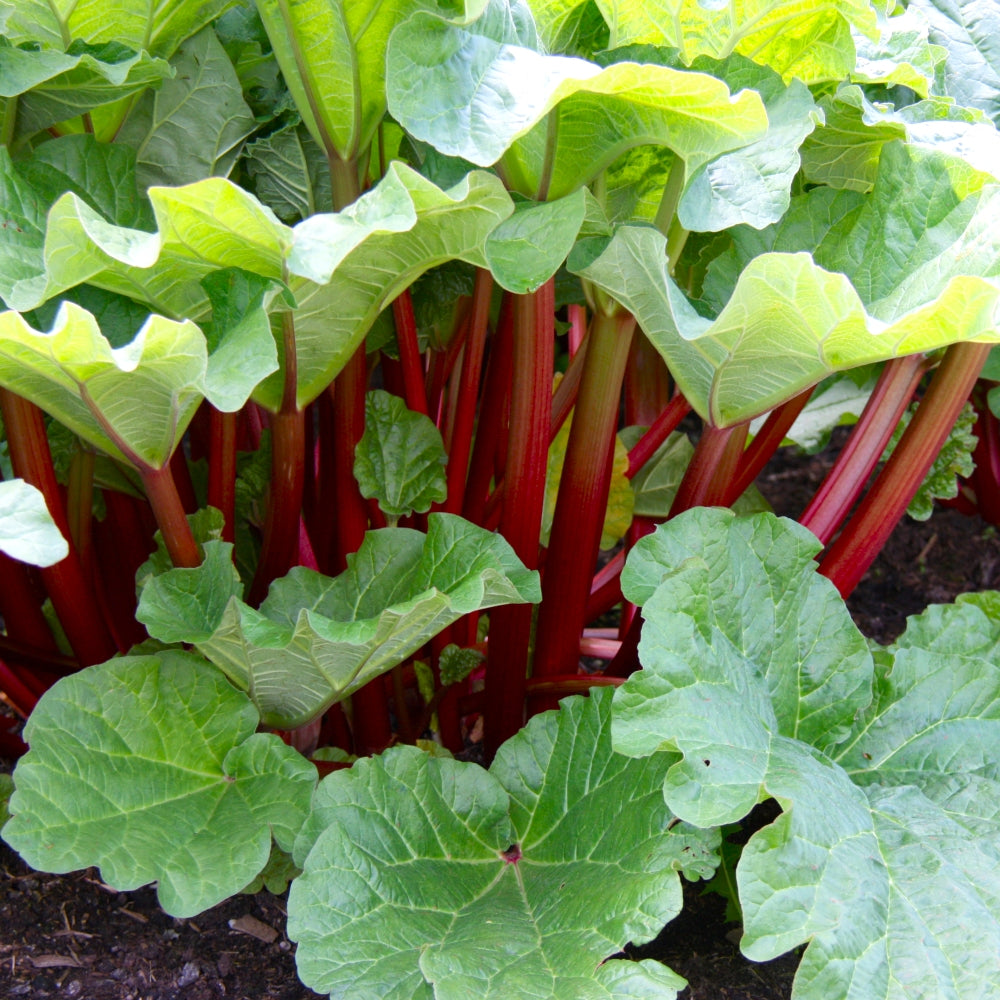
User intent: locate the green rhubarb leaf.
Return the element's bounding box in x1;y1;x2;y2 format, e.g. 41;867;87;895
3;0;235;60
244;122;332;223
387;11;767;199
0;773;12;829
572;143;1000;427
200;268;280;412
7;176;290;317
265;163;512;410
678;55;822;232
114;27;256;189
850;3;947;96
253;0;487;163
911;0;1000;123
137;513;540;728
354;389;447;519
801;86;1000;192
484;189;588;293
12;162;510;411
11;134;151;230
592;0;877;83
0;478;68;566
531;0;609;56
0;38;172;137
612;509;1000;1000
1;651;317;918
288;687;717;999
0;304;208;468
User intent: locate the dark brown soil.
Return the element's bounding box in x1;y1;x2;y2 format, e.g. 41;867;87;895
4;445;1000;1000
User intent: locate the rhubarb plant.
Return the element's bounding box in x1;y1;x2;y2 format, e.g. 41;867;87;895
3;0;1000;996
612;508;1000;1000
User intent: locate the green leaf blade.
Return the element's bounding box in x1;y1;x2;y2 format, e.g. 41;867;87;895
2;652;317;918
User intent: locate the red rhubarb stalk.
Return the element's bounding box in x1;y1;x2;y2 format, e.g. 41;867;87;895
819;343;990;596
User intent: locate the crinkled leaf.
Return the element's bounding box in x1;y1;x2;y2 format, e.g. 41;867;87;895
1;651;317;918
254;0;487;162
11;134;151;230
484;189;588;292
11;164;511;410
573;143;1000;426
288;688;717;999
912;0;1000;124
0;303;208;468
679;55;822;232
801;86;1000;192
387;12;767;199
850;3;947;95
137;513;540;728
612;509;1000;1000
354;390;447;519
244;122;331;223
3;0;235;59
115;27;256;189
267;164;513;410
438;643;484;685
591;0;877;83
881;401;977;521
0;478;68;566
0;38;172;137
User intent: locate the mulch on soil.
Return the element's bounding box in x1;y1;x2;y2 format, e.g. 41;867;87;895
4;443;1000;1000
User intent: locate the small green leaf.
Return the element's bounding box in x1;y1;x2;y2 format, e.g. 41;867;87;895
0;478;68;567
484;189;588;292
244;122;331;223
2;651;317;918
354;390;447;519
137;513;541;728
288;688;716;999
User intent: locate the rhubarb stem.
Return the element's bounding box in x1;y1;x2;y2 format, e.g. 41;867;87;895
819;343;991;596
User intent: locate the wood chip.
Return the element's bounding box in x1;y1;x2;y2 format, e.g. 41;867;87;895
228;914;278;944
117;907;149;924
28;953;85;969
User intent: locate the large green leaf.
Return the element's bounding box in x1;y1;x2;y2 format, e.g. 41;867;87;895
911;0;1000;124
849;2;947;96
260;164;512;410
0;478;68;567
288;688;718;999
137;513;541;728
114;27;256;189
12;164;512;411
253;0;486;162
3;0;236;59
387;11;767;199
1;651;317;918
611;509;1000;1000
0;37;172;136
678;55;822;232
591;0;877;83
572;144;1000;426
0;304;207;468
801;86;1000;192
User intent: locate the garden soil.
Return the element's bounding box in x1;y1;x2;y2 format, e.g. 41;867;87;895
4;444;1000;1000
